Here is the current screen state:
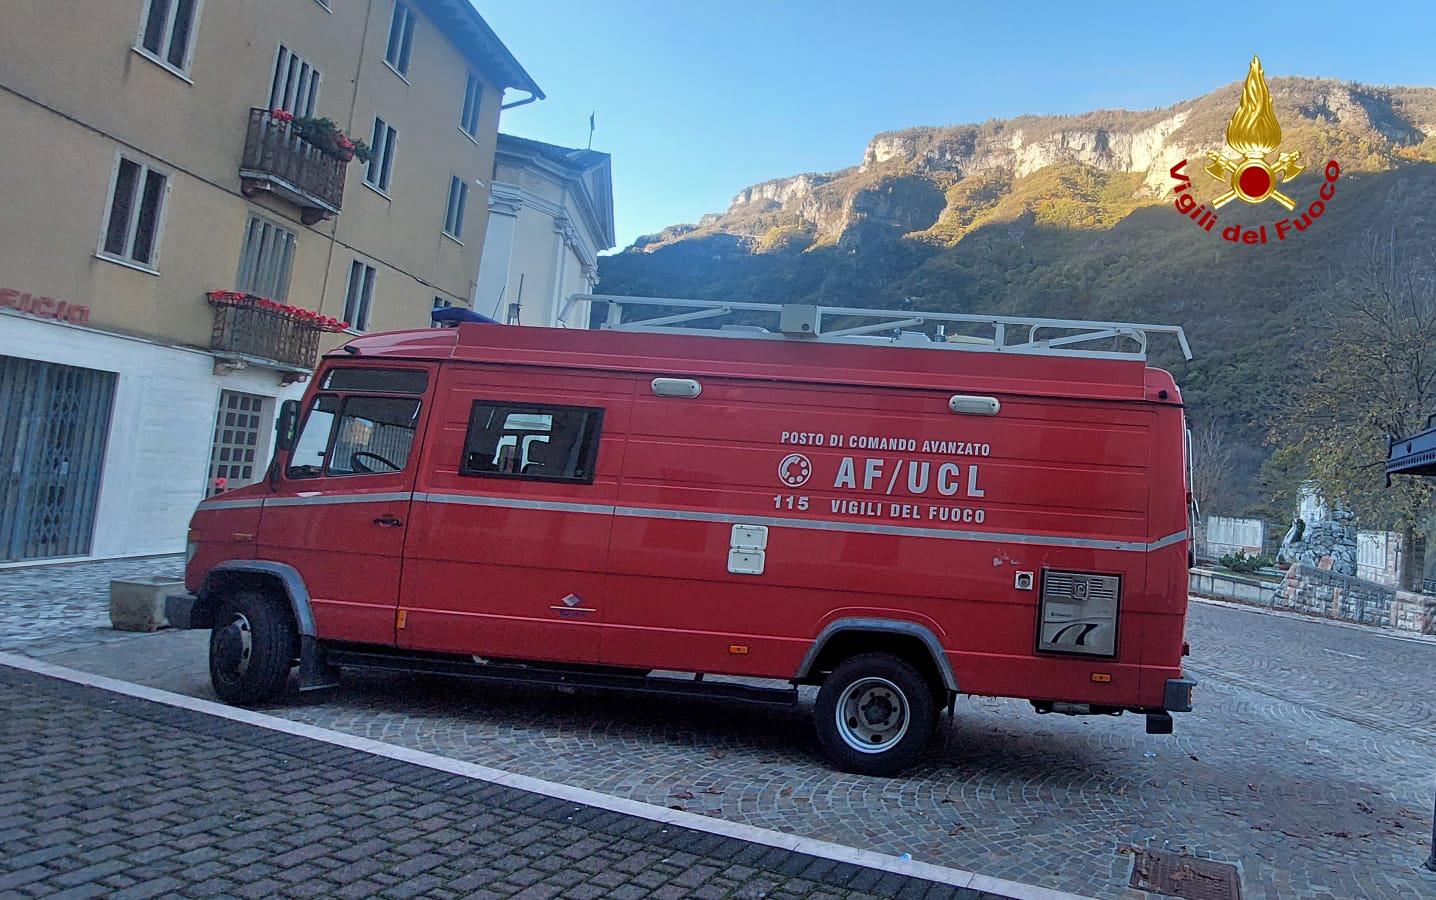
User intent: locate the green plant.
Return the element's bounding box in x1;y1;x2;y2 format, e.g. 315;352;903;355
274;111;371;164
1219;550;1274;573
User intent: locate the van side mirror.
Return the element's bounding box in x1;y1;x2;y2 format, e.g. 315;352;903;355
276;399;301;452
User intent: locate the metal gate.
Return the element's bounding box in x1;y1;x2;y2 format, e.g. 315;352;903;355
0;356;116;562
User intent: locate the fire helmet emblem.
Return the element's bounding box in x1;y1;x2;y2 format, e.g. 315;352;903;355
777;453;812;488
1205;56;1304;211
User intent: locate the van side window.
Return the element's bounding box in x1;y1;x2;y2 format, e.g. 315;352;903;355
327;397;421;476
286;394;420;479
287;395;339;478
460;401;603;483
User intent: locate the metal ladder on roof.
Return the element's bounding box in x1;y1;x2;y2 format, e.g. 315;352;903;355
567;294;1193;362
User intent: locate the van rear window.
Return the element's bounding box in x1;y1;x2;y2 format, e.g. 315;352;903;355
460;401;603;484
322;367;428;393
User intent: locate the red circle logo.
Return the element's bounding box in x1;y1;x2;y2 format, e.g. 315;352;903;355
777;453;812;488
1236;162;1273;200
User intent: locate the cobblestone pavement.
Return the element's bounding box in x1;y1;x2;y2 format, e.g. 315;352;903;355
0;665;997;900
5;558;1436;898
0;555;183;656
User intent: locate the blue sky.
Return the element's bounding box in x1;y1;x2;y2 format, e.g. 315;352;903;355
475;1;1436;251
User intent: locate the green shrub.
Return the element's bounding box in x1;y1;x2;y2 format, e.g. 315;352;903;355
1219;550;1274;573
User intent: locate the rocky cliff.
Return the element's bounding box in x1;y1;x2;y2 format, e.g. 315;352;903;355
624;78;1436;254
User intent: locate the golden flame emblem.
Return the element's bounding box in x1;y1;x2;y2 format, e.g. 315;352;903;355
1206;56;1304;210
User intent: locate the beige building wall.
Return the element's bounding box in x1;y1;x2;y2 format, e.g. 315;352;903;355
0;0;511;348
0;0;538;562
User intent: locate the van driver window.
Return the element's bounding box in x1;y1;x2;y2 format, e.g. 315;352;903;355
286;395;339;478
286;395;420;478
460;401;603;483
327;396;421;475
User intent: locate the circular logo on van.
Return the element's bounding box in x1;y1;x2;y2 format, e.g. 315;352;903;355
778;453;812;488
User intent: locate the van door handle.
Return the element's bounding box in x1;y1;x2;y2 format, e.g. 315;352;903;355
373;515;404;527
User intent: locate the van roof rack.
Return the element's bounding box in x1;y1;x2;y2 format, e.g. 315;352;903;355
571;294;1192;362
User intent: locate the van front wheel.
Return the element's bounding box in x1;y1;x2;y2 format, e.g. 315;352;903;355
209;590;295;706
815;653;935;776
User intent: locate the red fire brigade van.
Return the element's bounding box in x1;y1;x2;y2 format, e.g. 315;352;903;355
178;297;1197;775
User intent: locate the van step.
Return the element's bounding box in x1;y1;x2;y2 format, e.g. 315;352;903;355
324;647;799;707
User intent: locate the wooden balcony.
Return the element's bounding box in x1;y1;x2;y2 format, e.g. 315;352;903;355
209;294;323;375
239;108;346;224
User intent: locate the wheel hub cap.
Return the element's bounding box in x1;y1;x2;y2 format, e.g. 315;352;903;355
215;613;253;678
836;676;910;754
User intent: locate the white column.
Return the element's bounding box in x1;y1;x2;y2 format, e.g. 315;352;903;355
475;198;520;319
549;219;572;327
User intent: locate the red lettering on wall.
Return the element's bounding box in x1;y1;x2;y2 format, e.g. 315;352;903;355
0;286;90;325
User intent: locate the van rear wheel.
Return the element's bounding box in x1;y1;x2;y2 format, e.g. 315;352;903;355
209;590;295;706
815;653;935;776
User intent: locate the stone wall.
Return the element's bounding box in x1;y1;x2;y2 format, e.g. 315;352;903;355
1278;519;1358;575
1268;565;1436;634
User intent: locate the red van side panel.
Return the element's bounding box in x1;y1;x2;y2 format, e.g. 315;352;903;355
396;363;632;664
600;375;1178;708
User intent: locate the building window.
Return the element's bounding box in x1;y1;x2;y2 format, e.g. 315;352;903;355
136;0;202;76
268;45;320;116
443;175;468;239
460;401;604;484
460;72;482;138
236;216;296;301
343;260;376;331
100;154;169;270
365;118;397;193
207;390;267;495
384;1;417;77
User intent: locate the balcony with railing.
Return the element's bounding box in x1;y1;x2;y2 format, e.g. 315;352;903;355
239;108;347;224
207;292;349;376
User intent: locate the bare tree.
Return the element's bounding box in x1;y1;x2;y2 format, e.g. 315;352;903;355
1270;234;1436;589
1190;420;1235;518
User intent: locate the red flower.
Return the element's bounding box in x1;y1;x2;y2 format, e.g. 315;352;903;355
271;108;294;123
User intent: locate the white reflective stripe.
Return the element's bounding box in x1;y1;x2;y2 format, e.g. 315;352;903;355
416;491;1186;554
1146;530;1188;551
197;498;264;510
198;490;1187;553
412;492;616;516
266;492;414;507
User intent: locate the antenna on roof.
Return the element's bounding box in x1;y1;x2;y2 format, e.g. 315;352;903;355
587;111;595;150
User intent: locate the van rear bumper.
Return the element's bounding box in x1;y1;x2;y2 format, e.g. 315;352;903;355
1144;676;1197;735
1163;676;1197;713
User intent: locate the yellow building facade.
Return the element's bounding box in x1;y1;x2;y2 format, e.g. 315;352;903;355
0;0;540;563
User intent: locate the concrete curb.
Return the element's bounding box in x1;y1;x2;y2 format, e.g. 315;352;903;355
0;651;1090;900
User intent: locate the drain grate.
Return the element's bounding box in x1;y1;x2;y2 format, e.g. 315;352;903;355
1128;848;1242;900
